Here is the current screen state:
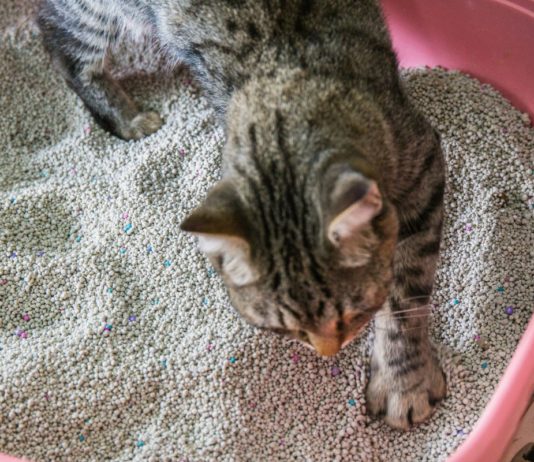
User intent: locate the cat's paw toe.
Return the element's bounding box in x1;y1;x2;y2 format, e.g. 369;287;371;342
383;386;444;430
121;111;163;140
131;111;163;138
366;362;446;431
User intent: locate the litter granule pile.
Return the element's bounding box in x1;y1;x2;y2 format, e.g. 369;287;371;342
1;3;533;462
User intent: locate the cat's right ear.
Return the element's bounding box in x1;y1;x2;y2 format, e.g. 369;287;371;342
180;181;259;287
322;165;383;267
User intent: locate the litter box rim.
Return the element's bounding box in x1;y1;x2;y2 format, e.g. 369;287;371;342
381;0;534;120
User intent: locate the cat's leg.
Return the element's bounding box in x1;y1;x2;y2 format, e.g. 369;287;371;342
366;296;446;430
37;0;162;140
366;144;447;430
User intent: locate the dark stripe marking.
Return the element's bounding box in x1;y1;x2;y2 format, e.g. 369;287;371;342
405;146;439;193
279;300;302;321
407;407;414;426
387;330;403;342
317;300;326;317
418;240;441;257
395;360;425;377
226;19;238;33
402;379;424;394
398;181;445;241
247;21;261;40
276;309;286;328
387;350;420;369
271;272;281;291
403;282;433;300
334;301;344;317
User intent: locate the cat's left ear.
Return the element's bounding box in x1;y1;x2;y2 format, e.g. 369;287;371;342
324;167;383;266
180;181;259;287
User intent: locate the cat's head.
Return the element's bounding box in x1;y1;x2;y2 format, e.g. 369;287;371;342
181;159;399;356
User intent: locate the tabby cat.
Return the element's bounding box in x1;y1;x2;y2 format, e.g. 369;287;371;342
37;0;447;430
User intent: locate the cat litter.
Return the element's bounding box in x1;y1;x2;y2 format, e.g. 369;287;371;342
0;3;533;462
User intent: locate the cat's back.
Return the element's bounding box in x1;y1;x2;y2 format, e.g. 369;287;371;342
41;0;393;76
153;0;396;94
40;0;400;117
38;0;156;45
153;0;390;54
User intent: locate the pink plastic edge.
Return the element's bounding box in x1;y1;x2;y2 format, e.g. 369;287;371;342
1;2;533;462
448;316;534;461
0;456;27;462
380;0;534;460
381;0;534;119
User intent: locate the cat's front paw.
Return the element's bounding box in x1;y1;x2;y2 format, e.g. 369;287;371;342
119;111;163;140
366;355;446;430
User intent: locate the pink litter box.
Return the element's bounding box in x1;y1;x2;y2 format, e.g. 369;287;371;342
1;1;533;462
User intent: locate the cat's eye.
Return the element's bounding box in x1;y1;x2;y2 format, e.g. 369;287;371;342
347;312;367;325
268;327;289;336
267;328;310;344
296;330;310;344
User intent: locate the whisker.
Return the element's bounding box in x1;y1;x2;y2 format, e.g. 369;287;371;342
374;305;432;317
390;313;432;320
398;295;434;302
374;325;425;333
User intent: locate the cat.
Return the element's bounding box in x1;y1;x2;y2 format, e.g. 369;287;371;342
37;0;447;430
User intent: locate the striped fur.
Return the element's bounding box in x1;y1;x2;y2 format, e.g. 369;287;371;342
37;0;446;429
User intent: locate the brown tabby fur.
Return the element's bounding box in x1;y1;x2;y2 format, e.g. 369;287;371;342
37;0;447;430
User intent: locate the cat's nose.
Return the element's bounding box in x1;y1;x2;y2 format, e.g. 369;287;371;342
307;332;341;357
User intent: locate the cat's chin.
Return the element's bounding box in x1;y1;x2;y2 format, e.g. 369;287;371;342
341;334;358;349
288;329;364;354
